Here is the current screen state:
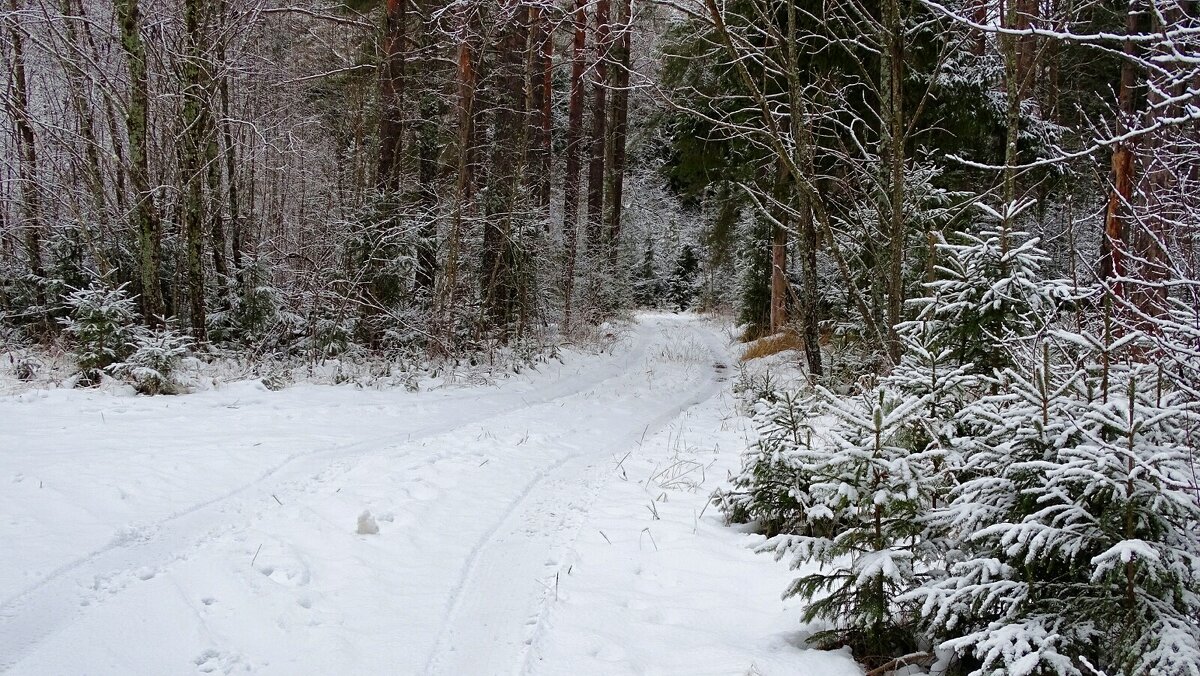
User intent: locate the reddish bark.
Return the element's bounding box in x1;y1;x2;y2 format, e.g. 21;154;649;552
377;0;407;192
585;0;611;252
604;0;632;265
562;0;588;327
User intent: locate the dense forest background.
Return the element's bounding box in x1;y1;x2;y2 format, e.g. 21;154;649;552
1;0;1193;370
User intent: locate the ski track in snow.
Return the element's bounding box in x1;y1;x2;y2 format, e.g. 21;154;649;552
0;313;824;676
0;324;651;672
423;321;729;675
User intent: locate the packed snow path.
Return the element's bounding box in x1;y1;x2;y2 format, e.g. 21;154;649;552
0;314;767;674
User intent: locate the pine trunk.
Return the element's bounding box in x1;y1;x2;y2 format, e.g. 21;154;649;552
1100;0;1144;298
377;0;407;193
528;5;554;219
562;0;588;329
116;0;165;324
585;0;611;253
181;0;210;340
481;1;528;334
604;0;632;268
443;7;478;325
7;0;48;319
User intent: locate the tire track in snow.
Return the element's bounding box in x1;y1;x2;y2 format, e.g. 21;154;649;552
0;328;653;673
514;321;732;676
423;317;731;676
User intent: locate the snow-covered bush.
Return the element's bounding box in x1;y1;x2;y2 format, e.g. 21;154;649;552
911;333;1200;676
60;282;138;386
732;364;782;412
109;328;192;395
757;386;941;663
925;201;1059;376
715;390;823;536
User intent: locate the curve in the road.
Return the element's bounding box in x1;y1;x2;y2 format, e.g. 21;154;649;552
423;318;731;676
0;325;655;673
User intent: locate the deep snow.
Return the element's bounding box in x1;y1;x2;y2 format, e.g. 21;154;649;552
0;313;860;675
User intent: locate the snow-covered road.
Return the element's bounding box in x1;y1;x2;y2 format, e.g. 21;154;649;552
0;314;859;676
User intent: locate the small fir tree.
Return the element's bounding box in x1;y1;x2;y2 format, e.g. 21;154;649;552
61;282;139;386
110;328;192;395
759;386;940;662
716;389;824;536
911;333;1200;676
926;200;1058;375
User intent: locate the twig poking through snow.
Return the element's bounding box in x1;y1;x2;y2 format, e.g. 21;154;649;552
640;527;658;552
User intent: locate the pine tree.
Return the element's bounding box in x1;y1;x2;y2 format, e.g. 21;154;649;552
926;200;1059;376
912;334;1200;676
632;235;661;308
716;389;824;536
668;244;700;310
110;328;192;395
61;282;139;386
759;386;940;661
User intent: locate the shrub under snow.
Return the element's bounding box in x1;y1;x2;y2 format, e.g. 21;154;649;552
109;328;192;395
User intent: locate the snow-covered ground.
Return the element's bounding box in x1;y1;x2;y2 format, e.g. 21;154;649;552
0;313;859;676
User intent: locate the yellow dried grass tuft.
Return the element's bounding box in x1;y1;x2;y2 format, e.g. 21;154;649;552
739;330;806;362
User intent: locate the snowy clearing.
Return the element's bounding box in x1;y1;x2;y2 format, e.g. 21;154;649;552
0;313;857;676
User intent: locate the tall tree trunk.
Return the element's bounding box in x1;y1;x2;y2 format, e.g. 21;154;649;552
442;6;478;326
528;4;554;219
481;0;528;334
207;125;229;305
218;52;244;291
116;0;165;324
6;0;47;320
769;163;789;334
413;0;441;295
181;0;211;340
377;0;407;193
562;0;588;329
207;0;231;303
604;0;631;268
585;0;611;253
784;0;823;375
881;0;906;362
1100;0;1144;301
797;191;823;377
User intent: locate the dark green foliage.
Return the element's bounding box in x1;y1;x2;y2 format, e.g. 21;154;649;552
667;244;700;310
737;214;771;337
61;282;139;385
632;235;665;307
714;390;821;536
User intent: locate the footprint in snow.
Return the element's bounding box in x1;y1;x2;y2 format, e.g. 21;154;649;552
109;525;152;547
193;648;245;674
256;558;311;587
